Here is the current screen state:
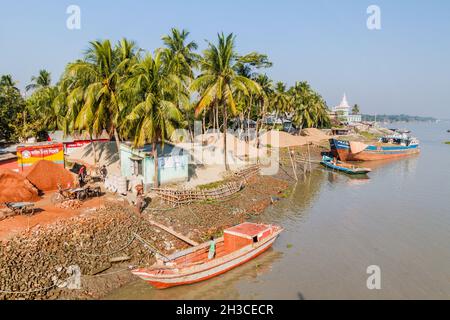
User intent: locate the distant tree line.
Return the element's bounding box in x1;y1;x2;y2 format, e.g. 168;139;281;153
361;114;436;123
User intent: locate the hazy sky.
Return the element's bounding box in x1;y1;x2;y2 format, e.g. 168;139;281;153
1;0;449;118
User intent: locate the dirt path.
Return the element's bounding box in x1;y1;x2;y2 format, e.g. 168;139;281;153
0;194;105;241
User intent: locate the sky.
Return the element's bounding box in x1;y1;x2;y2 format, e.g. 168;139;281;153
1;0;449;118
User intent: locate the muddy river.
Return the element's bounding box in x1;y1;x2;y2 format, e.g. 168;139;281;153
107;122;450;300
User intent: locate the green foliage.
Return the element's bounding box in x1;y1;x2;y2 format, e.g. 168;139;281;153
290;81;331;129
0;75;26;142
351;104;360;115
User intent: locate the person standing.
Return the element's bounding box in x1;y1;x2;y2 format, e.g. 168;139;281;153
135;184;145;214
208;236;216;260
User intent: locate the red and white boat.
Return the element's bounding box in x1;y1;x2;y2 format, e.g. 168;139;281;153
132;222;283;289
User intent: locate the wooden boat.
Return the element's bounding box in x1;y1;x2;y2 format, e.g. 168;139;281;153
132;222;283;289
329;134;420;161
321;156;371;175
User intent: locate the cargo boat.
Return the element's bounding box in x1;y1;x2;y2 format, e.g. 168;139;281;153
330;134;420;161
132;222;283;289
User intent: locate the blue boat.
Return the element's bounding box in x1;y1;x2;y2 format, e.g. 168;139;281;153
321;156;372;175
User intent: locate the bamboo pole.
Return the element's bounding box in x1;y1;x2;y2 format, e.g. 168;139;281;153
288;147;298;181
148;219;199;246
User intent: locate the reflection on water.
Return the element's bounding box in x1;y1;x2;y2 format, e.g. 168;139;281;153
108;122;450;300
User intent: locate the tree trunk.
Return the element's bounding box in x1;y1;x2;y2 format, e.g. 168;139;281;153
152;141;159;187
215;102;219;133
212;106;216;132
90;134;98;166
113;128;121;167
202;112;206;134
223;104;229;171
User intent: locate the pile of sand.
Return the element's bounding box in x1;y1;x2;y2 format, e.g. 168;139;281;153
258;130;309;148
26;160;75;191
301;128;330;142
0;169;40;202
195;133;261;158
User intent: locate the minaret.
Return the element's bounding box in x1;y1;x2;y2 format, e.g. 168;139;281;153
342;93;348;107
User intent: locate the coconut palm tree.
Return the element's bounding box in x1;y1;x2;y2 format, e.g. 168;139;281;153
26;69;51;92
271;82;292;121
161;28;199;137
121;51;183;187
352;104;360;115
0;74;18;89
191;33;260;170
254;74;273;132
65;39;139;158
290;81;330;129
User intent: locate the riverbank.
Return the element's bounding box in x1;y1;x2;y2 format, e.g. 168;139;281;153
0;175;291;300
0;142;329;300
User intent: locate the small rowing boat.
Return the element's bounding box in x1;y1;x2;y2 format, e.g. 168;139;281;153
321;155;371;175
132;222;283;289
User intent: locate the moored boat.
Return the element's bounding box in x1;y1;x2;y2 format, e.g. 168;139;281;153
132;222;283;289
321;155;371;175
330;133;420;161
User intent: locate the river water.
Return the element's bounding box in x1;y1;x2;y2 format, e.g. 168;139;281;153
107;122;450;300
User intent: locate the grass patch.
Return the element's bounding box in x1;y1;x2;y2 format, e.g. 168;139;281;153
358;131;379;140
197;180;226;190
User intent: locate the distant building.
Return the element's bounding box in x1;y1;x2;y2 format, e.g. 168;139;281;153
332;94;361;124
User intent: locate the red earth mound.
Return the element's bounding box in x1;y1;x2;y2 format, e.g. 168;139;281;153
26;160;76;192
0;169;40;203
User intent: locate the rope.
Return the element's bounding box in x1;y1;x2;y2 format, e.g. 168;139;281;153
83;267;134;278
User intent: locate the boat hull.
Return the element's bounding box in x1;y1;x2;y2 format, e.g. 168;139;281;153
132;232;280;289
330;139;420;161
320;161;371;175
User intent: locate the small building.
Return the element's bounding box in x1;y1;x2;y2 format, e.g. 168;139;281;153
331;128;351;136
120;143;189;188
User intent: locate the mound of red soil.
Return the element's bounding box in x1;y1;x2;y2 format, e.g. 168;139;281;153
26;160;76;192
0;169;40;202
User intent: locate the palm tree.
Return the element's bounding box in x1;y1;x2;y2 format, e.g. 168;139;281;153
66;39;139;162
121;51;183;187
254;74;273;132
191;33;260;170
271;82;292;122
290;81;330;129
0;75;18;89
26;69;51;92
161;28;199;137
352;104;360;115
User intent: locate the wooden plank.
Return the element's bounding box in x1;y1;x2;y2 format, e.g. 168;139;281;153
148;219;199;246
